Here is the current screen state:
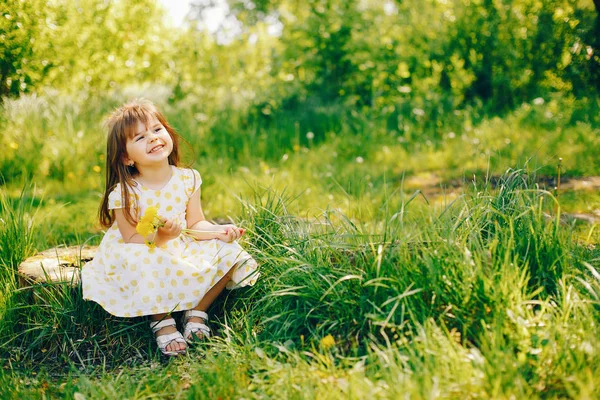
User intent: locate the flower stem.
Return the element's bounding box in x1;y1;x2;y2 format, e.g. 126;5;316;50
182;228;224;234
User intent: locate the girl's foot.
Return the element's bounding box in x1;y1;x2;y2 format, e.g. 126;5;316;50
150;318;187;356
183;310;211;342
157;325;187;353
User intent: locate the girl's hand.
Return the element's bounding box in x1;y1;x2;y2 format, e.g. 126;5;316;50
215;224;245;243
156;217;182;243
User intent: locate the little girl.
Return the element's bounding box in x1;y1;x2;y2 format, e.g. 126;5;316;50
82;99;259;356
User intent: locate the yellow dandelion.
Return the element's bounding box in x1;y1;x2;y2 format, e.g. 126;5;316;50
141;206;159;224
135;206;164;247
320;334;335;350
136;221;154;237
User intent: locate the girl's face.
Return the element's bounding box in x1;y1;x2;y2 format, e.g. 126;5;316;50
123;117;174;169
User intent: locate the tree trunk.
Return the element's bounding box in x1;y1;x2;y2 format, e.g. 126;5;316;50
18;245;96;287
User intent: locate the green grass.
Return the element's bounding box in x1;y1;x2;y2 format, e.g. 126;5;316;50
0;92;599;398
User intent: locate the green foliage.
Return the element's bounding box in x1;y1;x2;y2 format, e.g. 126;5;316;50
0;0;43;97
3;0;598;134
1;0;176;97
221;0;599;120
0;184;39;277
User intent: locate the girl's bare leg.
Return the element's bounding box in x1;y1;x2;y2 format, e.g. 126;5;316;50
150;313;187;353
186;265;236;338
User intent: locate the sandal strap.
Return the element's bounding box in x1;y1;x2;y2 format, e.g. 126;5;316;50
150;318;176;333
155;331;187;348
184;310;208;321
184;322;211;340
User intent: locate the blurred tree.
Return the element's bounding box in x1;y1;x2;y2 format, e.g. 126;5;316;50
1;0;176;97
1;0;598;123
0;0;44;98
205;0;598;114
37;0;176;94
194;0;367;105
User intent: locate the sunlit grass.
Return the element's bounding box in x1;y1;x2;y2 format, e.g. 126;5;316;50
1;172;600;398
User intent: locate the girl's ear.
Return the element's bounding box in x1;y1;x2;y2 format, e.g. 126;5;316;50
122;156;133;167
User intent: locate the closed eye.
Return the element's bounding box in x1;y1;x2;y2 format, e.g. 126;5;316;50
135;135;144;142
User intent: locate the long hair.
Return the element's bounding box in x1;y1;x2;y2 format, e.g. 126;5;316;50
99;99;181;228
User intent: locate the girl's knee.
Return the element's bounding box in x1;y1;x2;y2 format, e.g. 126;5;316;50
226;266;236;278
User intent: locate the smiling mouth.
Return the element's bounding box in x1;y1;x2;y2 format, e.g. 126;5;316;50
149;144;164;153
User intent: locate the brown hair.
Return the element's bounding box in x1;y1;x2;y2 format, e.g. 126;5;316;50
99;99;182;228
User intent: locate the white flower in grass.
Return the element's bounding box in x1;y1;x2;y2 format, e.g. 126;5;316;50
355;156;364;163
533;97;544;105
306;131;314;140
465;247;475;266
466;348;485;367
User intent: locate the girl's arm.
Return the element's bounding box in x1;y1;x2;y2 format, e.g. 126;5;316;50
185;188;243;242
115;209;147;244
185;188;222;240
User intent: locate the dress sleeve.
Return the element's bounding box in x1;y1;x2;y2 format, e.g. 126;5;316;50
183;168;202;198
192;169;202;194
107;184;123;210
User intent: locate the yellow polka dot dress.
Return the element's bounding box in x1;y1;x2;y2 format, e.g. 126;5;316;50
82;166;259;317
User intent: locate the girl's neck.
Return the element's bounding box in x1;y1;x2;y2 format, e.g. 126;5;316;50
134;164;173;190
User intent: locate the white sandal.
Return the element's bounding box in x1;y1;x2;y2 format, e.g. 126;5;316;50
150;318;187;356
182;310;211;343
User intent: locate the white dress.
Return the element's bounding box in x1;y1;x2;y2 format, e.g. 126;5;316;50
82;166;259;317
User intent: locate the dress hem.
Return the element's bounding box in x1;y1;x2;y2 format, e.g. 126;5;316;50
83;276;258;317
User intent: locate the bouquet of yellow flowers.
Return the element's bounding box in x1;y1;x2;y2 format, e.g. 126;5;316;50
136;206;225;248
136;206;164;247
